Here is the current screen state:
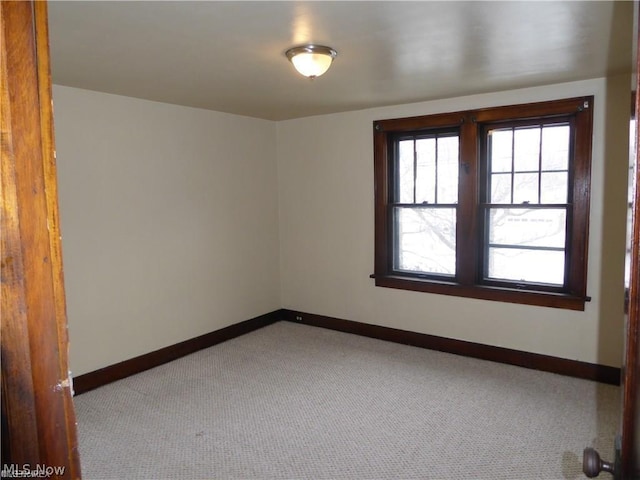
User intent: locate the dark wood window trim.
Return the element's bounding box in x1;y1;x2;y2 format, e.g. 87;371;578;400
372;97;594;311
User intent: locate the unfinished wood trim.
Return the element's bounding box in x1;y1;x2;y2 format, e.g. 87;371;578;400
73;310;284;395
282;309;621;385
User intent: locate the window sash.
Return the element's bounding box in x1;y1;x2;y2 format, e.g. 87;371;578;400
392;129;460;206
479;117;574;290
391;205;457;278
480;205;570;289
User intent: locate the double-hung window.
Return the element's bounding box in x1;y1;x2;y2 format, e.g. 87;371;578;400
372;97;593;310
393;129;460;277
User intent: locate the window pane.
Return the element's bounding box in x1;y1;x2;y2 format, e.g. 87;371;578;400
540;172;568;203
490;173;512;204
398;140;414;203
541;125;569;171
626;206;633;287
437;135;459;204
627;118;637;288
416;138;435;204
513;173;539;204
487;248;565;285
630;119;636;204
490;129;513;173
513;127;540;172
488;208;566;248
395;207;456;276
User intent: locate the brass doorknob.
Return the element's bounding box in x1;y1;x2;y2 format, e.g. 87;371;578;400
583;447;616;477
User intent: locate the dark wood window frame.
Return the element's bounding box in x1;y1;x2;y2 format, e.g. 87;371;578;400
372;97;594;310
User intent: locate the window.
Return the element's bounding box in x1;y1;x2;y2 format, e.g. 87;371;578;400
372;97;593;310
626;106;637;309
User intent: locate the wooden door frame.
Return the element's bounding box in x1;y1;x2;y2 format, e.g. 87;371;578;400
1;1;81;478
620;2;640;477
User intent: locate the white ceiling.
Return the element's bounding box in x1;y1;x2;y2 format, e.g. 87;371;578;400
48;1;634;121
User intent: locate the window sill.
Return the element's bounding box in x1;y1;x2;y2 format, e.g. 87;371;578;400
370;274;588;311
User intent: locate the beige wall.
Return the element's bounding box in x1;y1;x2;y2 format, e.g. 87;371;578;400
55;75;631;376
277;77;631;368
53;85;280;376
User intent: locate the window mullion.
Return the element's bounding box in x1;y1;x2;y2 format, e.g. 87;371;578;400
435;136;439;203
456;118;478;285
537;124;543;203
510;127;515;203
412;138;417;203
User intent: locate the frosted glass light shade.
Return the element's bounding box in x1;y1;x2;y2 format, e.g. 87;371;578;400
286;45;337;79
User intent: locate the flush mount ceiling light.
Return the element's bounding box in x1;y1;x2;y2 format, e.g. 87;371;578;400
285;44;337;79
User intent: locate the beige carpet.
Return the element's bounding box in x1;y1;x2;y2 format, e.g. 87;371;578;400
74;321;620;479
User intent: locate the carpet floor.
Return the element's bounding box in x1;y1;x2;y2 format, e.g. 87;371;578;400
74;321;620;479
